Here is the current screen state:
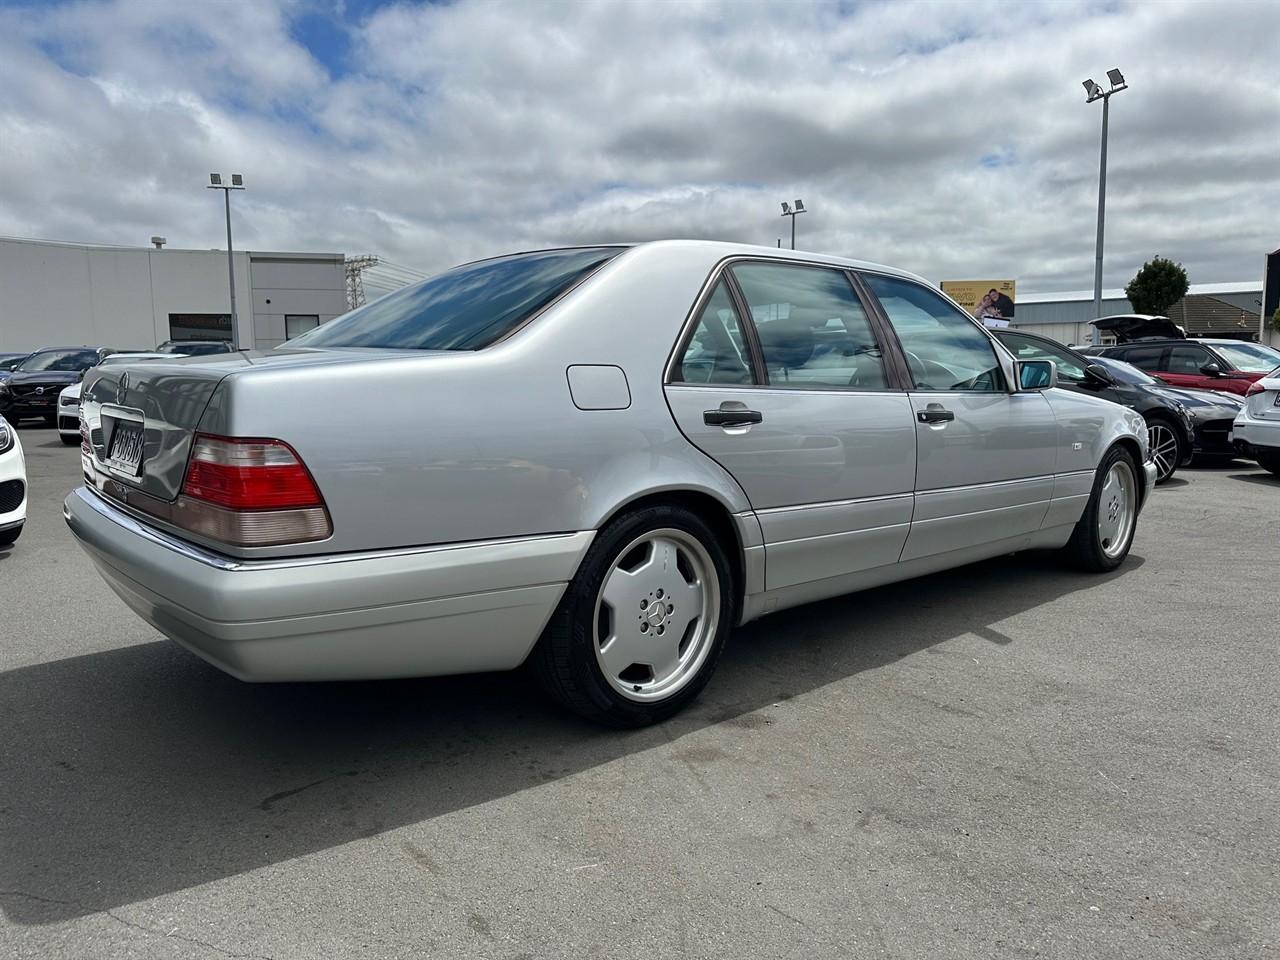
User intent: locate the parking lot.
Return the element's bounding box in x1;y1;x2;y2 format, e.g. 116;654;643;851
1;425;1276;959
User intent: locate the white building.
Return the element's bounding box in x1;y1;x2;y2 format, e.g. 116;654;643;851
0;236;348;353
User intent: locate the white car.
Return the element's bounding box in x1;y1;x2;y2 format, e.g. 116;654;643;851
57;352;177;445
0;415;26;547
1233;365;1280;475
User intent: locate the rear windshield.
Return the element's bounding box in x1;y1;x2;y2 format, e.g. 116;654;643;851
290;247;623;351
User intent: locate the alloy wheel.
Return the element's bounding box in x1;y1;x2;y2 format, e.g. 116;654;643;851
1147;422;1180;482
1096;459;1137;559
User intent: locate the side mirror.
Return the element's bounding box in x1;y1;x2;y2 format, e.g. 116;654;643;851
1084;363;1115;385
1199;363;1222;377
1017;359;1058;391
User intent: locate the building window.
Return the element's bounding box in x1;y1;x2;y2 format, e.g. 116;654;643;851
285;314;320;339
168;314;232;342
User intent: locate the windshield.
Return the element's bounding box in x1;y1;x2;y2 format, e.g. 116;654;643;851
1089;355;1158;385
1213;341;1280;373
158;341;228;355
291;247;623;351
17;349;98;372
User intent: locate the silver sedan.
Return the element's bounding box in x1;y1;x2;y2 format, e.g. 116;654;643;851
66;241;1156;726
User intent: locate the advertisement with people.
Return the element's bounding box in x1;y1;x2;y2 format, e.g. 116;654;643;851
941;280;1016;328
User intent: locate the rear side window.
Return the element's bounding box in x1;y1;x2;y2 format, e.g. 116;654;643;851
292;247;622;351
673;281;755;385
732;262;887;390
1113;346;1165;371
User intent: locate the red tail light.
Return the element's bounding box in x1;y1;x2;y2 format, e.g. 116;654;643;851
177;434;331;546
1245;380;1265;397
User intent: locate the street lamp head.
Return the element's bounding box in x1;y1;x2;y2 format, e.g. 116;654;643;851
231;173;243;187
1082;79;1104;101
781;201;791;214
209;173;222;186
1106;68;1125;87
794;199;805;212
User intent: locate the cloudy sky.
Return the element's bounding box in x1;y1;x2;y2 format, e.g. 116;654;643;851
0;0;1276;297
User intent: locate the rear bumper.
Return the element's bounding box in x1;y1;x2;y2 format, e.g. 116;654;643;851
1231;411;1280;456
65;486;592;681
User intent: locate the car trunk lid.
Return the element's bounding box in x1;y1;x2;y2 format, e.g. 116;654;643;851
1090;315;1185;342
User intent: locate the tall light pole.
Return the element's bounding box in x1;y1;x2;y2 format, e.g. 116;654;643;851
207;173;245;349
1083;69;1127;335
780;199;806;250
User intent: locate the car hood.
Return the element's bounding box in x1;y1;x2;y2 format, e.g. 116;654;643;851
1150;385;1243;415
1090;316;1185;342
7;370;84;387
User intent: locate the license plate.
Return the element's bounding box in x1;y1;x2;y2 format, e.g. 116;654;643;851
106;419;145;476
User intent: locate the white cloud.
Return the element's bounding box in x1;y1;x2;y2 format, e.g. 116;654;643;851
0;0;1276;292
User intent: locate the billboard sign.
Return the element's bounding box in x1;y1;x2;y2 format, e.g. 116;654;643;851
941;280;1016;328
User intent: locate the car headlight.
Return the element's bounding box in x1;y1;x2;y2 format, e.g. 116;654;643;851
60;394;79;407
0;417;12;454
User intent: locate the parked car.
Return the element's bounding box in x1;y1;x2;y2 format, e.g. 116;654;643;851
0;352;30;375
0;347;112;425
66;242;1155;726
56;352;176;445
156;339;234;356
1232;365;1280;476
1085;316;1280;396
0;415;26;547
993;329;1230;482
1083;355;1244;465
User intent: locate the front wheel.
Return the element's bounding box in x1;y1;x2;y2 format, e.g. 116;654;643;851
1064;445;1140;572
1145;415;1185;483
531;505;734;727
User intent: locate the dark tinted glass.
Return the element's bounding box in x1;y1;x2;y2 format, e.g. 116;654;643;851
1166;344;1212;374
18;349;99;372
1089;356;1157;385
293;248;622;351
1115;346;1165;371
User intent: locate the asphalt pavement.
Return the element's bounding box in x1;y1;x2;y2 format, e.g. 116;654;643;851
1;425;1277;959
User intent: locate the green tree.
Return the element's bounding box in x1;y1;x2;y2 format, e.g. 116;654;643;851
1124;256;1189;315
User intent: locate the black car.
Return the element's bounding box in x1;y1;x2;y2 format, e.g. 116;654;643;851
156;339;234;356
0;353;29;373
994;329;1238;483
0;347;111;425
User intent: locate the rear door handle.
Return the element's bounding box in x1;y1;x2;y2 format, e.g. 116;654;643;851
916;405;955;424
704;409;763;427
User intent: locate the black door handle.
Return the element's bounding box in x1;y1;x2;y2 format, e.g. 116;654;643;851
917;406;955;424
704;409;763;427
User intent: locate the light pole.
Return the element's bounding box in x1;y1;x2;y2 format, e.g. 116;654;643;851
1083;69;1127;336
780;199;806;250
207;173;245;349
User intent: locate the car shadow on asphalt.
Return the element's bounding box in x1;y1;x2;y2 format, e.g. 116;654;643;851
1229;471;1280;487
0;550;1143;925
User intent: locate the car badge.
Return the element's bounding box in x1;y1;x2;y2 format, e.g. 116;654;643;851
116;372;129;405
35;386;44;396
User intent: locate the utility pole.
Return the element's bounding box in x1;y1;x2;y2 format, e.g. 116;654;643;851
207;173;245;348
345;255;380;310
1083;70;1127;339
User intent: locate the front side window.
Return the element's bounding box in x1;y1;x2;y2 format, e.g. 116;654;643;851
731;262;887;390
1166;344;1212;374
673;281;754;384
17;349;99;372
996;332;1088;382
292;247;622;351
864;275;1002;391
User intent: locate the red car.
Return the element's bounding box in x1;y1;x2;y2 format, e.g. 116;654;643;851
1086;315;1280;396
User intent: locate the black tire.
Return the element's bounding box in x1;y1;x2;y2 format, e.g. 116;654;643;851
530;504;735;727
0;525;21;547
1256;450;1280;477
60;434;80;446
1144;414;1186;483
1064;445;1141;573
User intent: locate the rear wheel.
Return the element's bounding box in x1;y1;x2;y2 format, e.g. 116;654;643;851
531;505;734;727
1065;445;1140;572
1144;415;1185;483
1256;450;1280;477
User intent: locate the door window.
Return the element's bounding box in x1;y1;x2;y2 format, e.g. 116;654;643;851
996;332;1088;382
731;262;887;389
672;281;755;384
1114;345;1165;371
1166;344;1212;374
863;274;1003;391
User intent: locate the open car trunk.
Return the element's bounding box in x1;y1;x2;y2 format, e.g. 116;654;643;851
1090;315;1186;343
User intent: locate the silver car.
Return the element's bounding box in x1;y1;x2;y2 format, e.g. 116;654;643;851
66;241;1156;726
